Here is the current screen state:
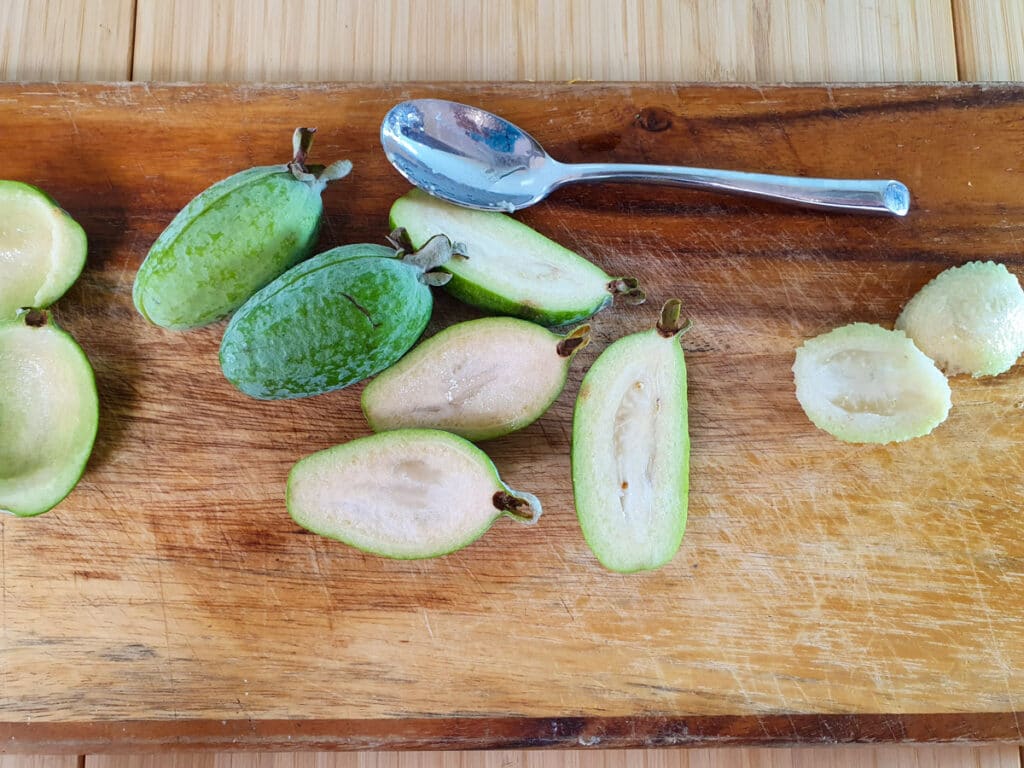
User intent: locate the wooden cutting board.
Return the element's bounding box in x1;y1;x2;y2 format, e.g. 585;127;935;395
1;83;1022;752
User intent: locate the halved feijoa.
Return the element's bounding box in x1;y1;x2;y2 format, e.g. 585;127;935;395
389;189;644;326
896;261;1024;377
1;311;98;517
287;429;542;559
793;322;951;444
572;300;691;573
362;317;590;441
0;180;87;322
133;128;351;329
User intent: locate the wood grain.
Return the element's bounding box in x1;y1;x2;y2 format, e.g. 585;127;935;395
0;0;135;81
953;0;1024;80
1;83;1023;749
83;744;1024;768
130;0;958;82
0;758;78;768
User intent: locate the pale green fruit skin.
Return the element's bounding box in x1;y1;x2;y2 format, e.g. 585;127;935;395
0;180;88;322
133;166;325;330
287;429;540;559
572;326;689;573
361;317;576;441
895;261;1024;377
390;189;615;326
220;244;432;399
0;314;98;517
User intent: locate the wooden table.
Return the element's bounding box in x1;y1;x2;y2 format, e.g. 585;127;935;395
1;3;1022;768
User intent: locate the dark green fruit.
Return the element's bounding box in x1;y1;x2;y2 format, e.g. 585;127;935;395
133;128;351;329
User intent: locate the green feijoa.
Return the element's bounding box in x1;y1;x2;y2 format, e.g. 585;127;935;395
287;429;542;559
219;236;457;400
362;317;590;441
0;180;87;322
1;310;98;517
133;128;352;330
389;189;645;326
572;300;691;573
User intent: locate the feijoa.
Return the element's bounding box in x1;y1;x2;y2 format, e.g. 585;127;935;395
133;128;352;329
0;180;87;322
1;311;98;517
572;300;691;573
389;189;644;326
896;261;1024;377
362;317;590;441
219;235;457;400
287;429;542;559
793;322;951;444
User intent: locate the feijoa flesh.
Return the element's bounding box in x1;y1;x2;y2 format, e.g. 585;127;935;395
896;261;1024;377
362;317;590;441
572;300;691;573
133;128;352;329
220;235;457;400
287;429;542;559
0;180;87;322
389;189;644;326
793;322;951;444
1;312;98;517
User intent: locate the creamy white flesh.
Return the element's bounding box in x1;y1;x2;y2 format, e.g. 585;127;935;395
896;261;1024;377
288;431;530;558
0;182;86;320
392;190;610;311
573;330;688;572
793;323;951;444
363;318;569;440
0;322;98;516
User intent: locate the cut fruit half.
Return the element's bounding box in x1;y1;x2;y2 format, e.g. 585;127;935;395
362;317;590;441
0;180;87;321
390;189;644;326
1;311;98;517
572;300;690;573
287;429;542;559
792;322;951;444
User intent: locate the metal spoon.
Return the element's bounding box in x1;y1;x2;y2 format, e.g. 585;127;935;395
381;98;910;216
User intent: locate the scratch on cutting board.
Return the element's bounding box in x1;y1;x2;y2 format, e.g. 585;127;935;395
152;540;177;715
420;609;434;640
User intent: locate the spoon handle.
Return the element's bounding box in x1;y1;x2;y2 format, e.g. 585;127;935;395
559;163;910;216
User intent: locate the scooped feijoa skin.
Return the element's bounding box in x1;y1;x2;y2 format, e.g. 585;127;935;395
362;317;590;441
219;236;457;400
287;429;542;559
895;261;1024;377
0;180;87;322
572;300;691;573
792;322;952;444
389;189;644;326
133;128;351;330
1;311;98;517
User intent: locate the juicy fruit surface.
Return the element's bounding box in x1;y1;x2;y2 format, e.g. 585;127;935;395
220;246;431;399
133;166;323;329
572;329;689;573
391;189;613;325
895;261;1024;377
0;180;87;321
0;320;98;517
288;430;519;558
362;317;571;440
793;323;952;444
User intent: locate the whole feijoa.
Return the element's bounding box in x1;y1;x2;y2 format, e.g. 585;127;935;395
219;234;458;400
133;128;351;329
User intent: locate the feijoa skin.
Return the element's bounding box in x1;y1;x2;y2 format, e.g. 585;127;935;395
287;429;542;559
0;311;98;517
133;128;351;330
219;238;456;400
389;189;644;326
572;300;691;573
0;180;87;322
